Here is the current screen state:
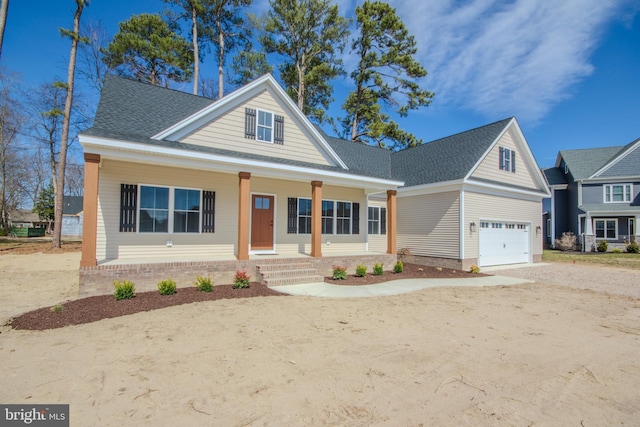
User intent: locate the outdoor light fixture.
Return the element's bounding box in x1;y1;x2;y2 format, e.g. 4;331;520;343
536;226;541;235
470;222;477;232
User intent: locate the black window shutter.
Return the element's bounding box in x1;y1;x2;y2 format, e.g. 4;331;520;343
381;207;387;235
120;184;137;232
352;202;360;234
287;197;298;233
202;191;216;233
274;115;284;145
499;146;505;170
511;151;516;173
245;108;256;139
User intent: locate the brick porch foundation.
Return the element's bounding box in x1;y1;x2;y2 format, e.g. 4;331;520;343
79;253;397;297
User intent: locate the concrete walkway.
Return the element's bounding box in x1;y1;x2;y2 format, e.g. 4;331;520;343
270;275;534;298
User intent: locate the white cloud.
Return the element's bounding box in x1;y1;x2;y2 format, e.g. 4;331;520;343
389;0;626;123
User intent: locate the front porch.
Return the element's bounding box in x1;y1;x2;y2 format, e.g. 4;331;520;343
79;251;397;297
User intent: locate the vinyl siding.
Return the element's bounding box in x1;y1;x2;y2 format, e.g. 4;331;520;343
396;191;460;259
96;160;238;261
598;144;640;178
179;89;334;166
367;199;387;253
97;162;368;261
582;181;640;205
471;129;538;189
464;191;542;259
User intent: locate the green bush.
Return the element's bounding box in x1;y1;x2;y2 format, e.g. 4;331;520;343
612;248;623;253
470;265;481;274
626;240;639;254
158;278;177;295
50;304;64;313
113;280;135;300
332;266;347;280
195;275;213;292
393;261;404;273
596;240;609;253
233;270;251;289
373;262;384;276
355;263;367;277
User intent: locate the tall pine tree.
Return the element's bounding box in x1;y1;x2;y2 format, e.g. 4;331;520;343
261;0;349;123
342;1;434;149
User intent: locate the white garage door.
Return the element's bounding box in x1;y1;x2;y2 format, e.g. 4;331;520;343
478;221;530;267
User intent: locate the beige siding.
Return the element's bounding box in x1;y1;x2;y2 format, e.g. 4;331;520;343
97;160;238;261
463;191;543;259
397;191;460;259
367;199;387;253
251;178;367;255
471;129;538;189
180;89;333;166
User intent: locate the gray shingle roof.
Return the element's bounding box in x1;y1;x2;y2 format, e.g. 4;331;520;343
390;118;513;187
542;167;567;186
559;146;623;180
63;196;84;215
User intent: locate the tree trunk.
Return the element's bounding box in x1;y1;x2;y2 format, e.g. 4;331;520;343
296;60;304;112
53;0;84;249
191;4;199;95
217;15;224;99
0;0;8;58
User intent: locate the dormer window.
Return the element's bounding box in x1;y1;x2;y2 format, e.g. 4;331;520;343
499;147;516;173
245;108;285;144
604;184;632;203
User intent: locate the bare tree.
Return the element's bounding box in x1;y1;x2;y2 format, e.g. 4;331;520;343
53;0;87;248
78;19;111;95
64;163;84;196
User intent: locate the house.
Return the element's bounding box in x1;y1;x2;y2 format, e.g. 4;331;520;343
8;210;48;230
78;75;548;296
61;196;83;240
543;140;640;251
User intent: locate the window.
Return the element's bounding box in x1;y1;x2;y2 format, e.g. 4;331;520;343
322;200;334;234
368;206;380;234
174;189;200;233
499;147;516;173
594;219;617;239
298;198;312;234
604;184;632;203
139;186;169;233
257;110;273;142
336;201;352;234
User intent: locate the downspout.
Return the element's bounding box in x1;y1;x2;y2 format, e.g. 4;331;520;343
459;189;465;263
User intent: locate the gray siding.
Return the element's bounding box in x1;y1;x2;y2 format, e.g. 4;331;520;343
582;181;640;206
553;189;571;239
567;182;580;234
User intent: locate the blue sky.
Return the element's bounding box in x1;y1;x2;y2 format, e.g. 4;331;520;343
3;0;639;168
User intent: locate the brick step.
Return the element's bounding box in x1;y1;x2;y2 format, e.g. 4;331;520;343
262;275;325;287
257;261;324;286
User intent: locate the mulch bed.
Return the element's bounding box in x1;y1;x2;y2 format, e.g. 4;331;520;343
8;283;283;331
7;263;485;331
324;262;484;286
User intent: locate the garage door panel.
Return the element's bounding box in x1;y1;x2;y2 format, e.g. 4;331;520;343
479;222;529;267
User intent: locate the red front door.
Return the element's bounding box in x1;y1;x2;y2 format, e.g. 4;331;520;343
251;195;274;250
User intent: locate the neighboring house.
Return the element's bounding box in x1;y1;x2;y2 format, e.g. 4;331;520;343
543;140;640;250
77;75;549;296
8;210;45;229
61;196;83;240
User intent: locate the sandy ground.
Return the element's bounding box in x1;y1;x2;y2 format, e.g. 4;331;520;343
1;254;639;426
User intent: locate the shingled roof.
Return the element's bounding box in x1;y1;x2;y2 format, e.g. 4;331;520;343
558;146;623;181
390;118;513;187
541;167;568;186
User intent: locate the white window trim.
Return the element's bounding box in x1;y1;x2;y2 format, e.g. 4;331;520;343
368;206;381;235
603;183;632;203
594;218;617;240
138;184;203;234
256;109;274;143
297;198;353;235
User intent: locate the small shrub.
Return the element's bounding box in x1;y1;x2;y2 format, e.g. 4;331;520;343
626;240;639;254
113;280;135;300
233;270;251;289
596;240;609;253
373;262;384;276
554;231;577;251
355;263;367;277
612;248;623;253
332;265;347;280
194;275;213;292
469;265;481;274
393;261;404;273
50;304;64;313
157;278;177;295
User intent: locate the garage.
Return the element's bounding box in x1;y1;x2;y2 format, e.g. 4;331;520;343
478;221;530;266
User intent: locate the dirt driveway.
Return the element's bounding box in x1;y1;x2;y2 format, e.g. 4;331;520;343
1;254;639;426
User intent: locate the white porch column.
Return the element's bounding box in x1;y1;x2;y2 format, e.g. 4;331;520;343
635;215;640;242
584;213;595;252
584;213;593;235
